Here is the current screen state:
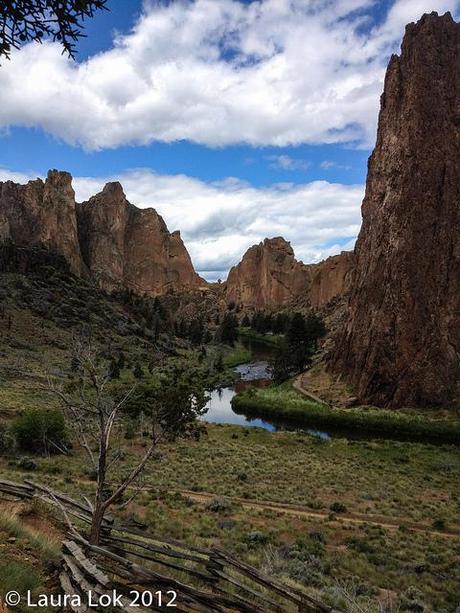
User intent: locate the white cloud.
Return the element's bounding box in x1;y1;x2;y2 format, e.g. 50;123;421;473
320;160;352;170
267;155;310;171
0;0;457;150
0;166;364;281
71;169;364;280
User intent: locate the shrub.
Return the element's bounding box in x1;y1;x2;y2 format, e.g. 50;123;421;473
205;497;233;513
17;457;38;471
13;408;67;455
330;502;347;513
432;518;446;530
0;421;14;454
244;530;269;547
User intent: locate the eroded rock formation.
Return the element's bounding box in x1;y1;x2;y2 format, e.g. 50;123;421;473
0;171;203;296
78;182;204;295
330;12;460;408
0;170;85;275
310;252;354;310
224;237;353;310
225;238;311;309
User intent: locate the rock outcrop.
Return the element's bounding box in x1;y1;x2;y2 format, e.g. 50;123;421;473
310;252;354;309
77;182;204;295
330;12;460;408
225;238;354;311
0;171;203;296
225;238;311;310
0;170;85;275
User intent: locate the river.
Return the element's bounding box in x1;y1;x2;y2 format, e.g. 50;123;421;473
202;337;330;438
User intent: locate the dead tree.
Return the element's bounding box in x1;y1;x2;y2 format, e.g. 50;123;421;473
47;339;208;544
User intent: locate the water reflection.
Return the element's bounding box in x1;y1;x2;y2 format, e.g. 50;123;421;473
202;339;330;438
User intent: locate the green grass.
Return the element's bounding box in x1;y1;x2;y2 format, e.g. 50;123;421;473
224;344;252;367
238;327;284;348
2;423;459;611
0;559;42;599
232;386;460;444
0;510;60;562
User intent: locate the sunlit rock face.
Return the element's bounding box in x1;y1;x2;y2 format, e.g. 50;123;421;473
310;252;354;310
330;13;460;408
77;182;204;295
225;237;312;310
0;172;203;296
225;237;354;311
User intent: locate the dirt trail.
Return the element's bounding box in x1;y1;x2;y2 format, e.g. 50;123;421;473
177;489;460;539
292;374;330;406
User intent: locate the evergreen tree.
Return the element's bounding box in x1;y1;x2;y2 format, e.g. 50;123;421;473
241;314;251;328
215;352;224;372
269;340;296;384
304;313;327;348
216;312;239;345
189;318;204;346
133;363;144;379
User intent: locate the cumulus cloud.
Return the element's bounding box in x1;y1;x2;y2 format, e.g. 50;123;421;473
1;0;458;150
0;166;363;280
72;169;364;280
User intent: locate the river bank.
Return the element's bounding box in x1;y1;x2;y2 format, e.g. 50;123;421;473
231;386;460;445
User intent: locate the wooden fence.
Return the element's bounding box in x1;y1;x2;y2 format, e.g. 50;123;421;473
0;479;334;613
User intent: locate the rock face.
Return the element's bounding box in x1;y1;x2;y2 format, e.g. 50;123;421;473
77;182;204;295
225;238;311;309
330;13;460;408
310;252;354;309
225;238;353;310
0;171;203;296
0;170;85;275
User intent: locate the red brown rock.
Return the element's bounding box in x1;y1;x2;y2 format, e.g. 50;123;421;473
0;170;85;275
77;182;204;295
225;238;311;309
330;12;460;408
225;237;353;310
310;252;354;309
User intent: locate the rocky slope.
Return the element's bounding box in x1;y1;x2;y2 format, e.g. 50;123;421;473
0;171;204;296
224;237;353;310
77;182;203;295
329;12;460;408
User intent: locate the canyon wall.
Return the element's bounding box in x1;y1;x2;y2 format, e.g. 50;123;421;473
0;170;85;276
0;171;203;296
77;182;204;295
310;252;354;310
225;237;353;310
329;12;460;408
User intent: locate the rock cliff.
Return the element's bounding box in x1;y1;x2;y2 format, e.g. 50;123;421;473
77;182;204;295
330;12;460;407
224;237;352;310
0;171;203;296
310;252;354;310
225;238;311;309
0;170;85;275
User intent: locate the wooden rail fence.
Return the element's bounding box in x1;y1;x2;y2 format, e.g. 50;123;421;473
0;479;335;613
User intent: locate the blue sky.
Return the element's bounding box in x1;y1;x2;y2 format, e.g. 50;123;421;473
1;0;459;279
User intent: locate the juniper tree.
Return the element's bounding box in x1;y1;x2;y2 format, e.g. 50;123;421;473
1;0;108;60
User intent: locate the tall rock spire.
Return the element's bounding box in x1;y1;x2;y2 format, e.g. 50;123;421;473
330;13;460;407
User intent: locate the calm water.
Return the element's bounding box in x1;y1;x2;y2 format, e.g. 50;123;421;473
202;337;330;439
